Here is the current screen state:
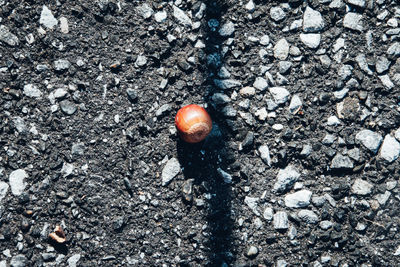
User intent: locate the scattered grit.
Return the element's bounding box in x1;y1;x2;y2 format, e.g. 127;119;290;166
1;0;400;266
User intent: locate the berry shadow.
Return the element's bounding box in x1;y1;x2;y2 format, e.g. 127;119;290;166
176;1;236;265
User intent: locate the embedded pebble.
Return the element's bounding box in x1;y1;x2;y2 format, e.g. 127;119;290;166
379;135;400;163
0;25;19;46
298;210;319;224
161;158;181;186
273;165;300;193
355;130;383;154
303;7;325;33
273;211;289;230
40;5;58;29
274;38;289;60
9;169;28;196
285;190;312;208
352;179;373;195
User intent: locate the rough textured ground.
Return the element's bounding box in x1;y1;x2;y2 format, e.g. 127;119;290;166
1;0;400;266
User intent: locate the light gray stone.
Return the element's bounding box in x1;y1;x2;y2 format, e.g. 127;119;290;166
137;3;153;19
270;6;286;22
347;0;365;7
298;210;319;224
375;191;391;206
239;86;256;97
343;13;363;32
245;196;260;216
217;168;232;184
161;158;180;186
253;77;268;91
379;75;394;89
0;181;9;201
273;165;300;193
327;115;341;126
61;162;74;177
376;56;390;74
395;128;400;142
40;5;58;29
263;207;274;221
258;145;271;166
300;33;321;48
135;55;147;67
319;220;333;229
214;79;241;90
303;7;325;32
355;129;383;154
23;84;42;98
9;169;28;196
173;6;192;27
273;211;289;230
67;254;81;267
13;117;27;134
0;25;19;46
219;21;235;36
288;94;302;114
379;135;400;163
274;38;289;60
154;11;167;23
59;17;69;33
276;259;288;267
352;178;373;195
285;190;312;208
330;154;353;169
60;100;77;115
387;42;400;57
269;87;290;104
246;246;258;257
10;254;27;267
54;59;71;71
211;93;230;105
355;54;373;75
348;148;360;161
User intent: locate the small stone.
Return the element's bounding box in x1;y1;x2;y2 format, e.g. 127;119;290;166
258;145;271;166
376;56;390;74
219;21;235;36
387;42;400;57
61;163;74;177
182;179;194;202
0;25;19;46
154;11;167;23
274;38;289;60
330;154;353;169
347;0;365;7
10;254;27;267
211;93;230;105
348;148;361;161
273;165;300;193
355;54;373;75
161;158;180;186
260;35;270;45
13;117;27;134
300;144;312;157
245;0;255;12
303;7;325;33
279;61;292;74
355;130;383;154
213;79;241;90
288;94;302;114
67;254;81;267
269;87;290;104
355;222;367;232
137;4;153;19
343;13;363;32
239;86;256;97
135;55;147;67
375;191;391;206
59;17;69;33
23;84;42;98
300;33;321;49
253;77;268;91
263;207;274;221
0;181;9;201
9;169;28;196
173;6;192;27
60;100;77;115
395;128;400;142
273;211;289;230
379;134;400;163
246;246;259;258
270;6;286;22
71;142;85;156
378;75;394;89
217;168;232;184
40;5;58;29
255;108;268;121
155;104;171;117
319;220;333;229
54;59;71;71
53;88;68;99
352;178;373;195
126;88;138;102
298;210;319;224
327;116;341;126
285;190;312;208
244;196;260;216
